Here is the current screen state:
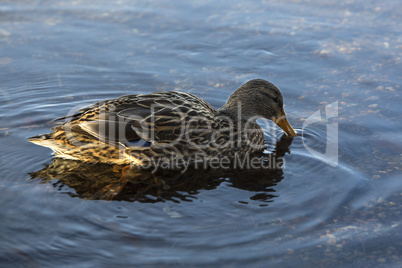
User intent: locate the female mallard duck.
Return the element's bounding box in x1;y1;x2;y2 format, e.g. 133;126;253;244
29;79;297;167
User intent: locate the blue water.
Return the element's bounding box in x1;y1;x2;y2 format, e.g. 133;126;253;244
1;0;401;267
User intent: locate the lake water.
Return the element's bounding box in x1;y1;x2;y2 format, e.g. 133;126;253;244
1;0;401;267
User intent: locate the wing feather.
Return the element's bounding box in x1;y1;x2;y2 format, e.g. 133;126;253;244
57;91;218;148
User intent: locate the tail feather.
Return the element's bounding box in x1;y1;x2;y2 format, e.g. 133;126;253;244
28;133;51;142
28;133;57;148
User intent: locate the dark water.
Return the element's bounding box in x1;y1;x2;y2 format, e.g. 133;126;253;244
1;0;401;267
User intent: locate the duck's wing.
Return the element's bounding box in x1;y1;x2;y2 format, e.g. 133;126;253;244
60;91;218;147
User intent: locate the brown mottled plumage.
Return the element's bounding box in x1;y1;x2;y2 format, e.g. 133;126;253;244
29;79;297;167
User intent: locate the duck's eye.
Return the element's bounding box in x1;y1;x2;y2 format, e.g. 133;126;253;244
273;96;283;108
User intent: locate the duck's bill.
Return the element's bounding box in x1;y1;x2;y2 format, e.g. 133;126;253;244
274;110;297;137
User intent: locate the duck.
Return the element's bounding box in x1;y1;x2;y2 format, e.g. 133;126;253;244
29;79;297;168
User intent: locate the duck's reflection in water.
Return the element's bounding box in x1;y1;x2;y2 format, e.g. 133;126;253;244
31;135;293;204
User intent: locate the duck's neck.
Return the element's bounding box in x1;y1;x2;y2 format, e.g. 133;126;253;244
217;105;259;128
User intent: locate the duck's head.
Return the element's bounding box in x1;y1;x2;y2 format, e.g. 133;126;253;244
220;79;297;137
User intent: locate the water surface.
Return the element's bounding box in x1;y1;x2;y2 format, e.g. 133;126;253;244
0;0;401;267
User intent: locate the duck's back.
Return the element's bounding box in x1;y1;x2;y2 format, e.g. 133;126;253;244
29;91;222;164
